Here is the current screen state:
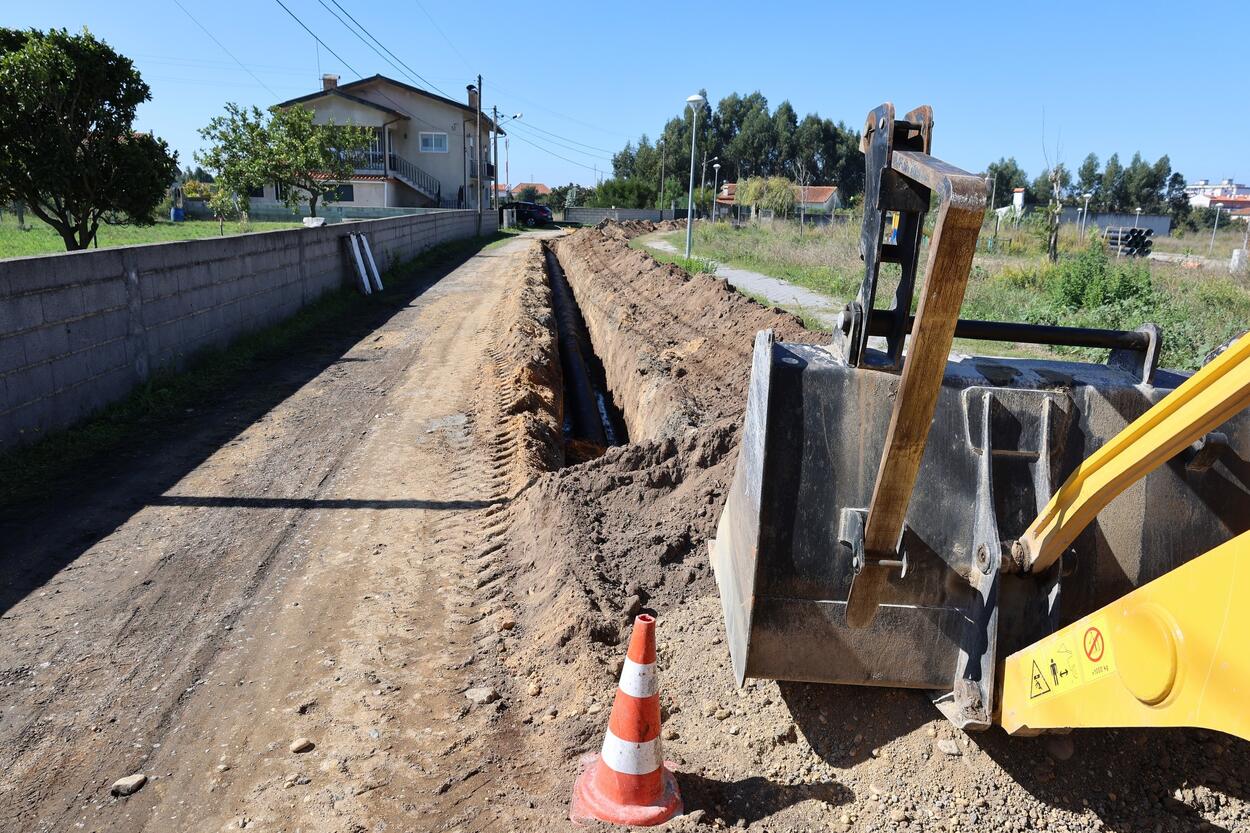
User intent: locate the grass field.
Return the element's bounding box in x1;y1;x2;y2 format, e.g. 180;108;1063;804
664;219;1250;371
0;217;304;259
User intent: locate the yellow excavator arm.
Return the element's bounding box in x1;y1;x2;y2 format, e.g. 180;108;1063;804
1002;331;1250;739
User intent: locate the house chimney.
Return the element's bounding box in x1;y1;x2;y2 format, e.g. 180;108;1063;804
322;74;339;91
466;84;479;112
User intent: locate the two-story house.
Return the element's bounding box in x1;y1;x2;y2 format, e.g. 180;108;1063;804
252;74;499;211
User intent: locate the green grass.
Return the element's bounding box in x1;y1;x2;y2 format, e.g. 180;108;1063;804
663;221;864;300
0;230;511;507
670;220;1250;370
0;217;304;259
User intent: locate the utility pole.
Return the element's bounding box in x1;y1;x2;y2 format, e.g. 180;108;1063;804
492;105;500;210
658;138;666;212
475;73;482;233
1210;204;1222;257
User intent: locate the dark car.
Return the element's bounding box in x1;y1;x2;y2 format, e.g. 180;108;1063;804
502;201;553;227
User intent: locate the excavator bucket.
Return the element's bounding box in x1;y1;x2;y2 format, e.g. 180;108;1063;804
709;103;1250;729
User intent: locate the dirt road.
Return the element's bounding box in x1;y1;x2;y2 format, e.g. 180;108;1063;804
4;223;1248;833
1;232;559;832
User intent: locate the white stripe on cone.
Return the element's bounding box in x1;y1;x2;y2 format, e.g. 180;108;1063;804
618;658;658;699
600;728;663;776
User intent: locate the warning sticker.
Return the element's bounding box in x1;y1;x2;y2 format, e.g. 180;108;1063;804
1022;615;1116;699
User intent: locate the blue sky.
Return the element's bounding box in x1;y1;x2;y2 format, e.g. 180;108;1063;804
10;1;1248;188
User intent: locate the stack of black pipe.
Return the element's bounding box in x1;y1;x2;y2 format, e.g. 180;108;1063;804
1104;226;1154;257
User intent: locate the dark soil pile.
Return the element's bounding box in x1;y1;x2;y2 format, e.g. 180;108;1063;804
595;218;685;242
483;228;1250;833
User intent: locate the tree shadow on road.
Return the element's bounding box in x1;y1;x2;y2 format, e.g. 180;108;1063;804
0;233;506;616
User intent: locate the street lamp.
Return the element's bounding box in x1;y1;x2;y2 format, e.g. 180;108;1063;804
684;92;705;259
1081;192;1093;237
701;154;719;212
715;159;725;220
495;112;521;205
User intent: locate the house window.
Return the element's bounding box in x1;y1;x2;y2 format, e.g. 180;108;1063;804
419;132;448;153
332;184;355;202
248;185;265;199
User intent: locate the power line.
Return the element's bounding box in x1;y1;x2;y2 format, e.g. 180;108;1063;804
489;79;630;141
324;0;453;98
507;120;613;162
271;0;359;77
412;0;472;72
509;120;615;154
172;0;278;96
315;0;422;88
507;130;605;175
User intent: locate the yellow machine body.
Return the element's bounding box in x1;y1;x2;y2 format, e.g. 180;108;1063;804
1002;528;1249;740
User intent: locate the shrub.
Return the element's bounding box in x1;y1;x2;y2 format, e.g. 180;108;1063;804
1049;242;1153;311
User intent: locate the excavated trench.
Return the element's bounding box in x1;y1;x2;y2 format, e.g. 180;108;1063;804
541;244;629;462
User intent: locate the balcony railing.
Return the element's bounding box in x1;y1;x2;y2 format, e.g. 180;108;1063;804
348;149;386;173
468;160;495;180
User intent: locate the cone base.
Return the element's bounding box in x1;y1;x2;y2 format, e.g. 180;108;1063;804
569;753;683;827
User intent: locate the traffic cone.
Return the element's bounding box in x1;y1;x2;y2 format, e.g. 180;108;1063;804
570;613;682;826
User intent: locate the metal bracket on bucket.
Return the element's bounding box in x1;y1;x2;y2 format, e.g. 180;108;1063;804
839;104;988;628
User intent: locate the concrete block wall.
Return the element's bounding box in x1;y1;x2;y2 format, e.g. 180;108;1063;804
0;209;494;449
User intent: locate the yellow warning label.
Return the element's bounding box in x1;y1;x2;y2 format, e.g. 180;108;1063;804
1022;615;1116;699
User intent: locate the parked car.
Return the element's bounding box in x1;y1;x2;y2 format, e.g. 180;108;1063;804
502;201;553;227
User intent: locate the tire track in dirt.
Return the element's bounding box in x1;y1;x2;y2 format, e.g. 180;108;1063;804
0;234;565;832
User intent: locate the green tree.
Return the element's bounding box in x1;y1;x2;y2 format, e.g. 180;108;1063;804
762;176;795;217
736;176;767;217
517;185;540;203
1076;153;1101;205
589;177;655;209
1101;153;1126;212
985;157;1029;208
1165;172;1190;227
541;182;588;209
198;103;373;218
772;100;799;173
0;28;178;250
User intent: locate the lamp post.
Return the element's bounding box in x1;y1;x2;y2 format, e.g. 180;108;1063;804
1134;207;1142;229
715;159;725;220
700;154;718;216
1081;192;1093;237
684;93;705;259
494;112;521;206
657;137;665;211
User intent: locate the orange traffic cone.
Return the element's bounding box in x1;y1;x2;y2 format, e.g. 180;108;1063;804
570;613;682;826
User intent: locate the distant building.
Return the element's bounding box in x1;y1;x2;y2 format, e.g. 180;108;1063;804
511;182;550;199
1203;195;1250;214
713;181;840;220
258;73;500;211
1185;179;1250;208
795;185;840;214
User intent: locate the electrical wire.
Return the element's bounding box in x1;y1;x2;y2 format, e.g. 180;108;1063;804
507;130;606;175
315;0;424;89
325;0;453;99
508;119;615;154
507;120;613;162
412;0;472;73
172;0;278;96
271;0;360;77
